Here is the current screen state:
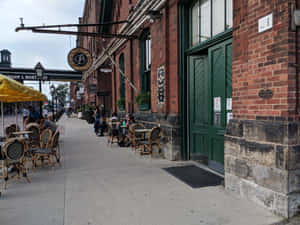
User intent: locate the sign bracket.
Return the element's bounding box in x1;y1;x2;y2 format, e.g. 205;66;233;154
15;19;137;39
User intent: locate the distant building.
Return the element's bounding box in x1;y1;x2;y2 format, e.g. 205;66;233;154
0;49;11;68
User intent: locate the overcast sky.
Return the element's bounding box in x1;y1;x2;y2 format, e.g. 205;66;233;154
0;0;85;97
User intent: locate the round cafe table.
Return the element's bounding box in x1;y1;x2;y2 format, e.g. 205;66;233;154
12;131;33;136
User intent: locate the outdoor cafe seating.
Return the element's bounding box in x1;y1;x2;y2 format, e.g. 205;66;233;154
5;124;20;139
31;128;61;169
104;116;162;157
0;74;62;196
25;123;40;148
129;123;146;152
138;127;162;156
107;119;120;145
0;138;30;190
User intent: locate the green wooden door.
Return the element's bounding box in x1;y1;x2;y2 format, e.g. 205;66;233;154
189;55;210;161
188;40;232;172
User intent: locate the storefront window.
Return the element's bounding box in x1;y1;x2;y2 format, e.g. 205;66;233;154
192;1;200;45
145;37;151;71
140;30;151;93
191;0;232;46
201;0;211;42
119;54;125;99
212;0;225;36
226;0;233;29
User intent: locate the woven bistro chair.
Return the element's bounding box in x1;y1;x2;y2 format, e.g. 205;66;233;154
139;127;162;156
10;124;20;132
26;123;40;148
50;130;61;167
107;119;120;145
31;128;53;169
0;145;6;191
131;123;146;152
4;124;20;139
2;138;30;189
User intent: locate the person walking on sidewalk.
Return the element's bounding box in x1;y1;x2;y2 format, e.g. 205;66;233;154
94;106;101;135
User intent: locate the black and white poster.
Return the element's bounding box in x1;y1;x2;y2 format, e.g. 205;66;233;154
157;66;165;104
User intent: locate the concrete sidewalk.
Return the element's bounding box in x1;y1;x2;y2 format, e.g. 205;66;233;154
0;117;284;225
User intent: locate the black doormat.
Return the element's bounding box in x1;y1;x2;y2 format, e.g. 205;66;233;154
163;165;224;188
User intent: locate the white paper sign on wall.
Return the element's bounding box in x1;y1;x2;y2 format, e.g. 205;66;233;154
258;13;273;33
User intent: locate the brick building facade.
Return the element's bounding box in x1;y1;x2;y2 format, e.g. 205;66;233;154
225;0;300;218
78;0;300;218
71;0;113;113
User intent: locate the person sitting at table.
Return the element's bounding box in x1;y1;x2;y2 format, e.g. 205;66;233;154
109;112;119;140
118;113;135;147
126;113;135;127
25;106;40;124
109;112;118;121
39;116;56;133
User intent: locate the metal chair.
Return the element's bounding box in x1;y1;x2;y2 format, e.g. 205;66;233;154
2;138;30;189
139;127;162;156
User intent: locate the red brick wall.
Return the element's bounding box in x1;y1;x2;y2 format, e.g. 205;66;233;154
233;0;299;120
79;0;113;109
110;0;180;114
97;69;112;111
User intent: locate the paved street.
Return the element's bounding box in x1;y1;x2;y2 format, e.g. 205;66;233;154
0;117;284;225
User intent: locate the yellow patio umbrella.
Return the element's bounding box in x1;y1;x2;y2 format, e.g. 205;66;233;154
0;74;47;135
0;74;46;102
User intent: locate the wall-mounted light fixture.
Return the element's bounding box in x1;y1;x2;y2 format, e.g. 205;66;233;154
146;10;162;23
292;4;300;31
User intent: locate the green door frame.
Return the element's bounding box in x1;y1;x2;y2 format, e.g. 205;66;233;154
179;2;232;161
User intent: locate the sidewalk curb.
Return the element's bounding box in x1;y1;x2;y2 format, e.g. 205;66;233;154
270;216;300;225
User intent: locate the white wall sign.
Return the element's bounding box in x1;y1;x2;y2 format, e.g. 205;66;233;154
214;97;221;112
258;13;273;33
79;87;84;94
226;98;232;110
227;112;233;123
100;68;112;73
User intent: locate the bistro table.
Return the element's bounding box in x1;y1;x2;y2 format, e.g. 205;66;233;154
12;131;33;136
134;129;152;140
134;129;152;133
133;129;152;153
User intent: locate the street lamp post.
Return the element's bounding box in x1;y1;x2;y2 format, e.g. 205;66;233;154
55;96;58;121
35;62;45;117
50;84;56;122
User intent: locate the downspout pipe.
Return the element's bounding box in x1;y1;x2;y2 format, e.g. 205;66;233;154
165;2;169;113
113;53;117;112
130;39;134;113
295;1;299;115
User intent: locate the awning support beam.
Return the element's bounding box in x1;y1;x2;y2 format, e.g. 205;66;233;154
15;20;137;40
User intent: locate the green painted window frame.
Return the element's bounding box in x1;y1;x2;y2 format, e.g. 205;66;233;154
140;29;151;94
119;53;125;99
99;0;113;34
189;0;233;48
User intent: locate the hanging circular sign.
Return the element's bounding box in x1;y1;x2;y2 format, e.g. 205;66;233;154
68;48;92;72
